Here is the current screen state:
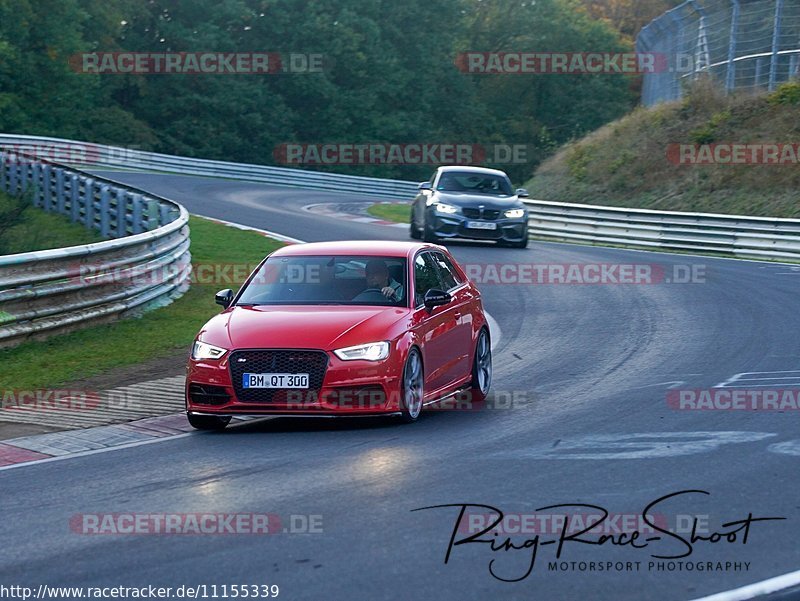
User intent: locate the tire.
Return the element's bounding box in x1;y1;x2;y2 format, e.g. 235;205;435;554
469;328;492;403
410;213;422;240
399;348;424;423
187;412;231;431
422;219;438;243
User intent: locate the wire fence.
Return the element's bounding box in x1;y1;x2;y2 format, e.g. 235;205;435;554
637;0;800;106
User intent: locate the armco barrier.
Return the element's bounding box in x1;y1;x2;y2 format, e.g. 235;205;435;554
0;134;419;200
2;134;800;262
0;151;191;349
525;199;800;261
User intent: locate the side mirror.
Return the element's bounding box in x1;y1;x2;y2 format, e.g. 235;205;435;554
215;289;234;309
418;182;432;191
515;188;529;198
423;288;452;309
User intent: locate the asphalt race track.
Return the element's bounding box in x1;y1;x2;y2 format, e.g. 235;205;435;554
3;171;800;600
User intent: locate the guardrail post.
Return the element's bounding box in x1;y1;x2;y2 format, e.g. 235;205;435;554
26;163;38;199
159;203;169;226
117;191;128;238
146;198;159;230
42;164;53;212
82;178;94;229
14;160;22;196
131;194;144;234
70;174;80;223
55;168;65;215
6;158;16;194
99;185;111;238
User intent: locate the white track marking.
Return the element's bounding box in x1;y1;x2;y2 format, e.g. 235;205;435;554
194;214;305;244
627;380;686;390
687;569;800;601
715;371;800;388
767;439;800;457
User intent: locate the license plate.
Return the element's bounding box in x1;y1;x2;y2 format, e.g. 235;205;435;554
466;221;497;230
242;373;310;389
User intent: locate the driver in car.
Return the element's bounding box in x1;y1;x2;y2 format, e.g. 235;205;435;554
362;258;403;301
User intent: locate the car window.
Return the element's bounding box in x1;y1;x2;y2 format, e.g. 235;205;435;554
435;172;513;195
237;255;406;306
414;252;442;307
431;252;462;290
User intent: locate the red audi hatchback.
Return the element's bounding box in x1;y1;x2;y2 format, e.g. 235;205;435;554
185;241;492;430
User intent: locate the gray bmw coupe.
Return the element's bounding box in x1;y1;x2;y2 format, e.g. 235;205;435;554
410;166;529;248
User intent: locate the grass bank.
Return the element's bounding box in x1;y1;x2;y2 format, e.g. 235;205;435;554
366;202;410;223
525;81;800;218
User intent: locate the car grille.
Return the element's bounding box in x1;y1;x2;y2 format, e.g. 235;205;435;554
459;225;502;240
229;349;329;404
462;208;501;220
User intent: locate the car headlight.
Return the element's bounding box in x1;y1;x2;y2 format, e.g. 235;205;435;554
435;202;460;215
333;341;390;361
504;208;526;219
192;341;228;360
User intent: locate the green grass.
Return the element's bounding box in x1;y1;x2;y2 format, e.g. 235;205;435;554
0;192;104;254
367;202;410;223
0;216;283;390
525;81;800;218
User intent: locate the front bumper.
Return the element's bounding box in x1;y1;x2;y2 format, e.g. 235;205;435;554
427;212;528;242
186;349;404;416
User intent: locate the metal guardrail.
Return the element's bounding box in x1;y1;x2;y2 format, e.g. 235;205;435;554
524;199;800;261
0;151;191;349
0;134;419;200
3;133;800;263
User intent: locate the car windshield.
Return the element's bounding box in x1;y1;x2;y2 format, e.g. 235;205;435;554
236;255;407;307
436;172;513;195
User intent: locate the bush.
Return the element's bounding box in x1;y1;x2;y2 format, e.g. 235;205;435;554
768;81;800;106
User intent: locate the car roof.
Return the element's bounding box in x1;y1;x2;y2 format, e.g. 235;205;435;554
270;240;440;258
437;165;509;177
